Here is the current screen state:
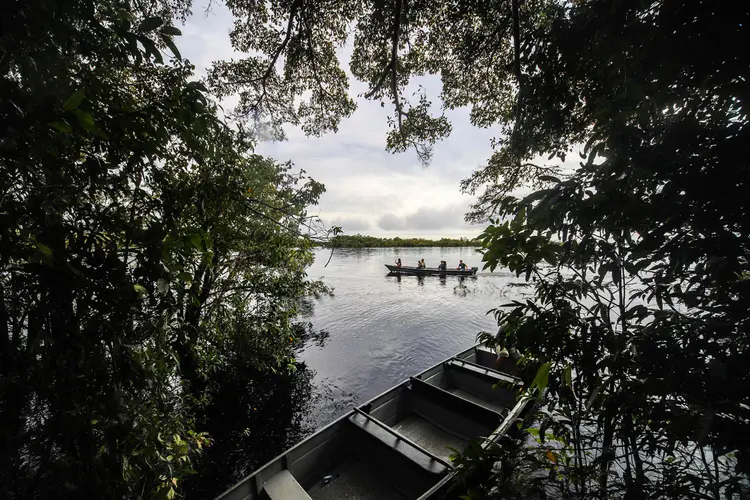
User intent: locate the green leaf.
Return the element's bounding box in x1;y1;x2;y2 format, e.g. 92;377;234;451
137;35;163;64
133;284;147;296
36;242;53;256
74;109;95;130
49;120;73;133
563;364;572;389
189;233;203;250
91;126;110;140
163;36;181;60
530;362;551;393
177;272;193;283
186;81;208;93
138;16;163;32
161;26;182;36
63;89;85;111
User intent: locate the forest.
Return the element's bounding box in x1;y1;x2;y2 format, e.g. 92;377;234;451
327;234;481;248
2;0;748;498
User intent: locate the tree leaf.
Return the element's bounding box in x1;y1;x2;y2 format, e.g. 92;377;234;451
63;89;85;111
539;175;561;183
177;272;193;283
531;362;551;393
187;81;208;93
137;35;163;64
49;121;73;133
161;26;181;36
189;233;203;250
36;242;53;256
163;36;181;60
74;109;95;130
563;365;572;390
138;16;163;32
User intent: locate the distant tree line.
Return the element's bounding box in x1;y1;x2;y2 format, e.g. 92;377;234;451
326;234;481;248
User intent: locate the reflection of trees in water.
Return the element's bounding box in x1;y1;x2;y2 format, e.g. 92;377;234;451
186;360;315;499
185;310;330;498
293;321;331;350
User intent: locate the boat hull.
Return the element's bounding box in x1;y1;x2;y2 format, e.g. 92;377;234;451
385;264;478;276
215;344;527;500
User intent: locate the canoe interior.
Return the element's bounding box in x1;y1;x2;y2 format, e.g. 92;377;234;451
215;344;527;500
364;380;504;462
455;345;523;379
416;360;521;415
301;420;442;500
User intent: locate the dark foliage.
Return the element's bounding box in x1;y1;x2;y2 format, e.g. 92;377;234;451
0;0;329;498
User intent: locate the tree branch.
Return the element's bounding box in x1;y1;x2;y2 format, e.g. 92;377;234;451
364;0;404;124
390;0;404;127
263;0;301;85
245;0;301;111
511;0;523;143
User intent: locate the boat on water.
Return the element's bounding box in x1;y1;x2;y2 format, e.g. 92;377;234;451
215;344;529;500
385;264;479;276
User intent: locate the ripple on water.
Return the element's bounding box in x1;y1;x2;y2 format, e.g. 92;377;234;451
300;247;527;427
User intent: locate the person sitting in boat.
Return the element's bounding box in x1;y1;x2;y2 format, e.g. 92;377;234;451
437;261;447;271
419;258;426;268
457;260;468;270
416;260;423;268
395;258;402;268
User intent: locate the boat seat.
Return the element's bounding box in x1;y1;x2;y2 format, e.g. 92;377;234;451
263;470;312;500
348;412;449;476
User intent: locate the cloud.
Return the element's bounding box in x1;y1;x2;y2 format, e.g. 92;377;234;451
405;205;467;230
377;204;469;231
332;218;371;232
377;213;406;230
179;2;565;238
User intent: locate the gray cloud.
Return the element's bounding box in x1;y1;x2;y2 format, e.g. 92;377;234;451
405;205;466;230
377;213;407;230
377;204;469;231
321;191;403;213
332;218;371;232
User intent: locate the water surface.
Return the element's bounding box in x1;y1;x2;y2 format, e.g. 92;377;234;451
301;247;529;427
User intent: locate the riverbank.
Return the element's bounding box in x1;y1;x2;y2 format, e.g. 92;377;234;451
325;234;481;248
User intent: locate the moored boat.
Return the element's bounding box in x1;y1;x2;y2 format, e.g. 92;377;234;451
385;264;478;276
214;344;528;500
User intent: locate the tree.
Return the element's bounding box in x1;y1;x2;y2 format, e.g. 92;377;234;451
1;0;329;498
209;0;750;497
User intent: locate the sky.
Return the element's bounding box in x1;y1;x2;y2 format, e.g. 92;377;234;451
179;2;502;239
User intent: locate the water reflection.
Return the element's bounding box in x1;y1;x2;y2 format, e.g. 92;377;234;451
385;272;472;288
186;313;329;498
186;362;315;499
187;248;529;498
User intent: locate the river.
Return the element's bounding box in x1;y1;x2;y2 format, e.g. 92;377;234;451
300;247;530;429
191;247;530;498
